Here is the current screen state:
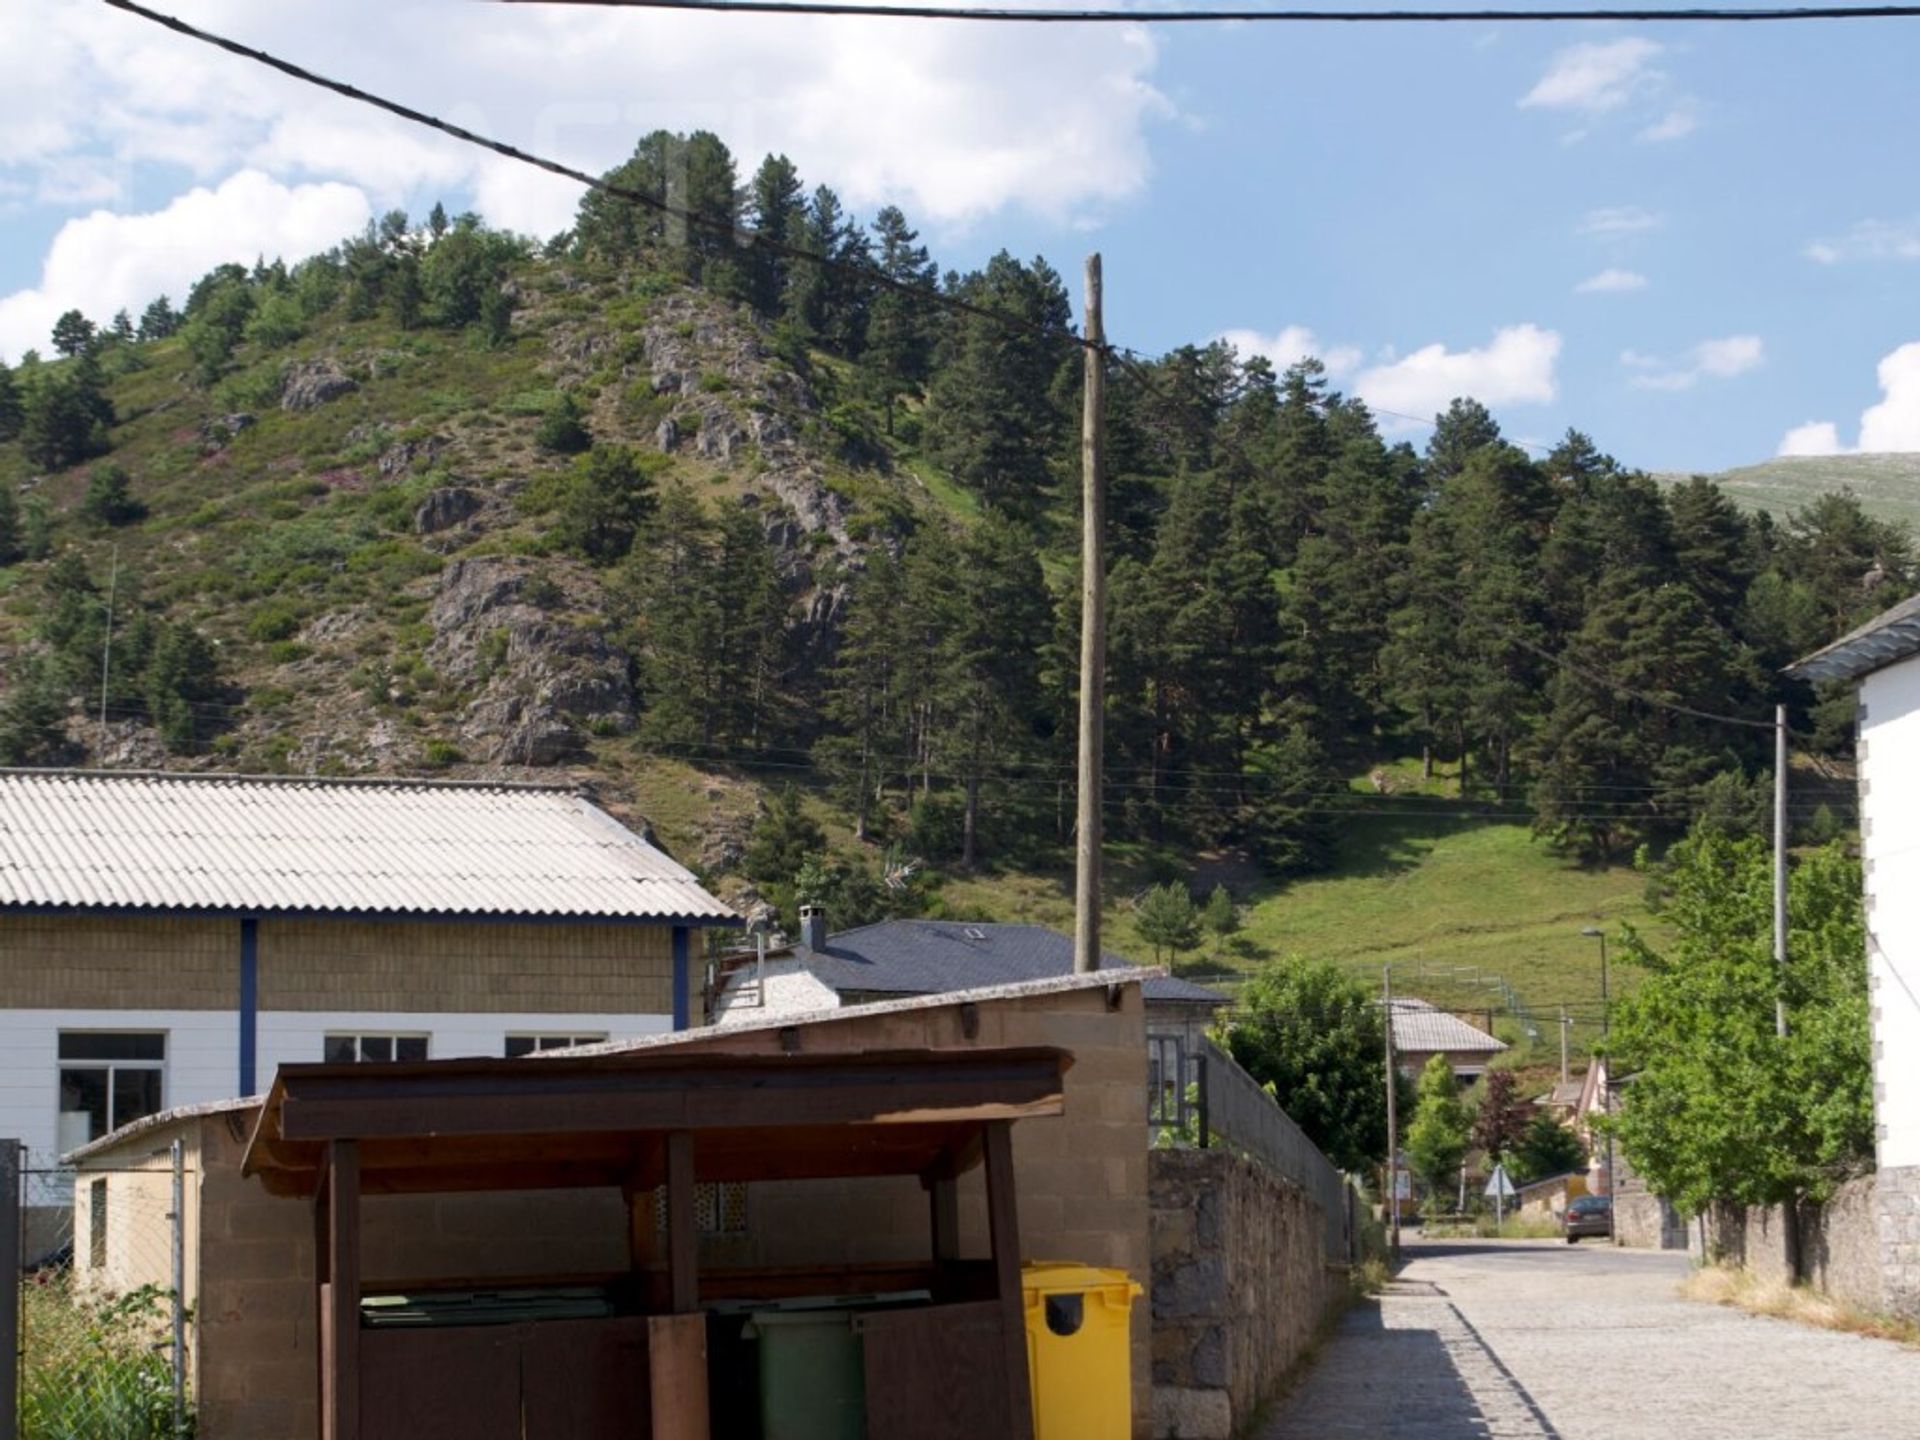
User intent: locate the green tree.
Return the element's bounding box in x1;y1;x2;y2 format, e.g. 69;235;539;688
51;309;96;358
745;153;806;317
80;465;145;527
1511;1110;1587;1184
145;623;222;753
744;785;826;893
0;655;70;765
816;550;908;841
1134;882;1202;966
535;391;592;454
0;485;18;566
863;205;937;431
554;445;660;565
0;360;22;442
1610;832;1872;1212
1202;883;1240;961
20;494;53;561
20;358;114;471
1405;1054;1472;1204
137;295;180;341
1223;954;1389;1171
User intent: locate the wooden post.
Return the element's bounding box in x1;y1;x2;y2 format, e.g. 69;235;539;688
982;1122;1034;1440
664;1132;698;1315
930;1173;960;1265
1074;253;1106;976
320;1140;361;1440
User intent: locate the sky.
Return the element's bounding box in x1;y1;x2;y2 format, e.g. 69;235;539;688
2;1;1918;473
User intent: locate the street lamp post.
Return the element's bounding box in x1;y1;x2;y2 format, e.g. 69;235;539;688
1581;927;1616;1201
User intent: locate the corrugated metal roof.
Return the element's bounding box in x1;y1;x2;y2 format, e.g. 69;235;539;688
789;920;1229;1007
0;770;734;922
1390;998;1506;1055
1788;589;1920;685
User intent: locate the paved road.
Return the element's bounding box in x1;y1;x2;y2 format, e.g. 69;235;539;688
1258;1238;1920;1440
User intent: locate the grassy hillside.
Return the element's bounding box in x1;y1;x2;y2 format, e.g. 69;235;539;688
1659;453;1920;531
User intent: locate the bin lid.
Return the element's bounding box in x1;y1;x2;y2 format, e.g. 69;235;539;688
1019;1262;1142;1300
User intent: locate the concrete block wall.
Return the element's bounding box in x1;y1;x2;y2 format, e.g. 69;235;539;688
1149;1148;1339;1440
1878;1165;1920;1315
1693;1172;1920;1319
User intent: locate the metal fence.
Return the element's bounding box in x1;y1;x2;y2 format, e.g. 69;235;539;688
5;1140;192;1440
1150;1035;1357;1264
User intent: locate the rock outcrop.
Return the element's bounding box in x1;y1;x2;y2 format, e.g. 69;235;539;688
427;556;635;767
281;359;359;412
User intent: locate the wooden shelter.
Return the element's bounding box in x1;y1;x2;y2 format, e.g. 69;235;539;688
242;1046;1070;1440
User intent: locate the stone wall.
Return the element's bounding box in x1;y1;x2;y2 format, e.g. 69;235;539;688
1149;1149;1341;1440
1696;1170;1920;1319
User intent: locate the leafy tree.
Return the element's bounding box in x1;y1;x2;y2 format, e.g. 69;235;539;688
80;465;145;527
1405;1054;1472;1204
51;309;96;358
1134;882;1202;966
1224;954;1389;1171
1610;832;1872;1212
1470;1069;1529;1166
1512;1110;1587;1185
1202;883;1240;961
535;391;592;454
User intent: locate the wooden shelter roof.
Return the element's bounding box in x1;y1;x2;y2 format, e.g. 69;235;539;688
242;1046;1071;1198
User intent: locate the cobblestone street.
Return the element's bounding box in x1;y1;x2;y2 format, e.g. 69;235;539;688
1259;1239;1920;1440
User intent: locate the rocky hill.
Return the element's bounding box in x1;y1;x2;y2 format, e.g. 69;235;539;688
1657;452;1920;531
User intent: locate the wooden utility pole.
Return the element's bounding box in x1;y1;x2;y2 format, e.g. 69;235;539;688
1384;969;1402;1255
1073;254;1106;975
1774;703;1790;1039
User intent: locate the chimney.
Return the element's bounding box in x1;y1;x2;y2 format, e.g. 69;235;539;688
799;903;827;954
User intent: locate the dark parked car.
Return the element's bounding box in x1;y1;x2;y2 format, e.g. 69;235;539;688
1563;1194;1612;1243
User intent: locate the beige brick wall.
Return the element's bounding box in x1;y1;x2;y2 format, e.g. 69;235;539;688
0;915;234;1009
257;919;674;1014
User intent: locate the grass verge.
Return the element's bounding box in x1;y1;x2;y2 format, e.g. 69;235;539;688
1682;1264;1920;1348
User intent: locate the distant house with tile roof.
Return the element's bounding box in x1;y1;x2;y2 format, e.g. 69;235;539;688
0;768;733;1169
1389;998;1507;1083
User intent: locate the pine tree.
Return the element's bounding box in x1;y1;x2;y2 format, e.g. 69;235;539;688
0;485;19;566
137;295;180;341
0;360;20;442
1202;883;1240;961
864;206;937;431
745;154;806;318
0;655;71;765
554;445;660;565
535;392;592;455
80;464;145;527
627;486;724;748
818;551;909;840
51;310;96;358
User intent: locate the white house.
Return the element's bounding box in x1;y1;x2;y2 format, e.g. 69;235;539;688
1791;595;1920;1311
0;769;734;1174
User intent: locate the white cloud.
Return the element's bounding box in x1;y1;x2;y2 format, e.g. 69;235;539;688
1579;206;1664;237
1575;268;1648;294
1861;343;1920;451
1216;326;1362;379
1779;421;1845;458
1639;107;1698;143
2;0;1174;238
1624;334;1764;392
0;171;371;360
1354;324;1561;423
1803;218;1920;265
1520;39;1663;114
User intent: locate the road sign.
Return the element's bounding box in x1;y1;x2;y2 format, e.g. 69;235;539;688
1484;1164;1515;1200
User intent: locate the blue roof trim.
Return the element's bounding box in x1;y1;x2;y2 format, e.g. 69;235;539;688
801;921;1228;1006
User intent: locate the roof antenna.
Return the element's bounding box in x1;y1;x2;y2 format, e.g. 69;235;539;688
97;545;119;767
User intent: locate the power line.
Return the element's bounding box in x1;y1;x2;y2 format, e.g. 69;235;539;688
496;0;1920;24
1506;631;1781;733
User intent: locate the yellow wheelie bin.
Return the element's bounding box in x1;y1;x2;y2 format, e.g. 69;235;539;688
1021;1262;1142;1439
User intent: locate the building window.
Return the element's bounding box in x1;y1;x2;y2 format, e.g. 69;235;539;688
58;1032;165;1147
324;1034;429;1064
504;1034;607;1058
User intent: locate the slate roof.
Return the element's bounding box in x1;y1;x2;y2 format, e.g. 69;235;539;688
794;921;1228;1007
0;769;733;922
1788;590;1920;685
1390;998;1507;1055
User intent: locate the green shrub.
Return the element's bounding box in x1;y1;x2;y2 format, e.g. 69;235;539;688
21;1280;185;1440
245;603;303;643
421;738;464;768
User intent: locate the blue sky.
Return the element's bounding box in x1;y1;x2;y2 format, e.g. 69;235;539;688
2;2;1917;472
